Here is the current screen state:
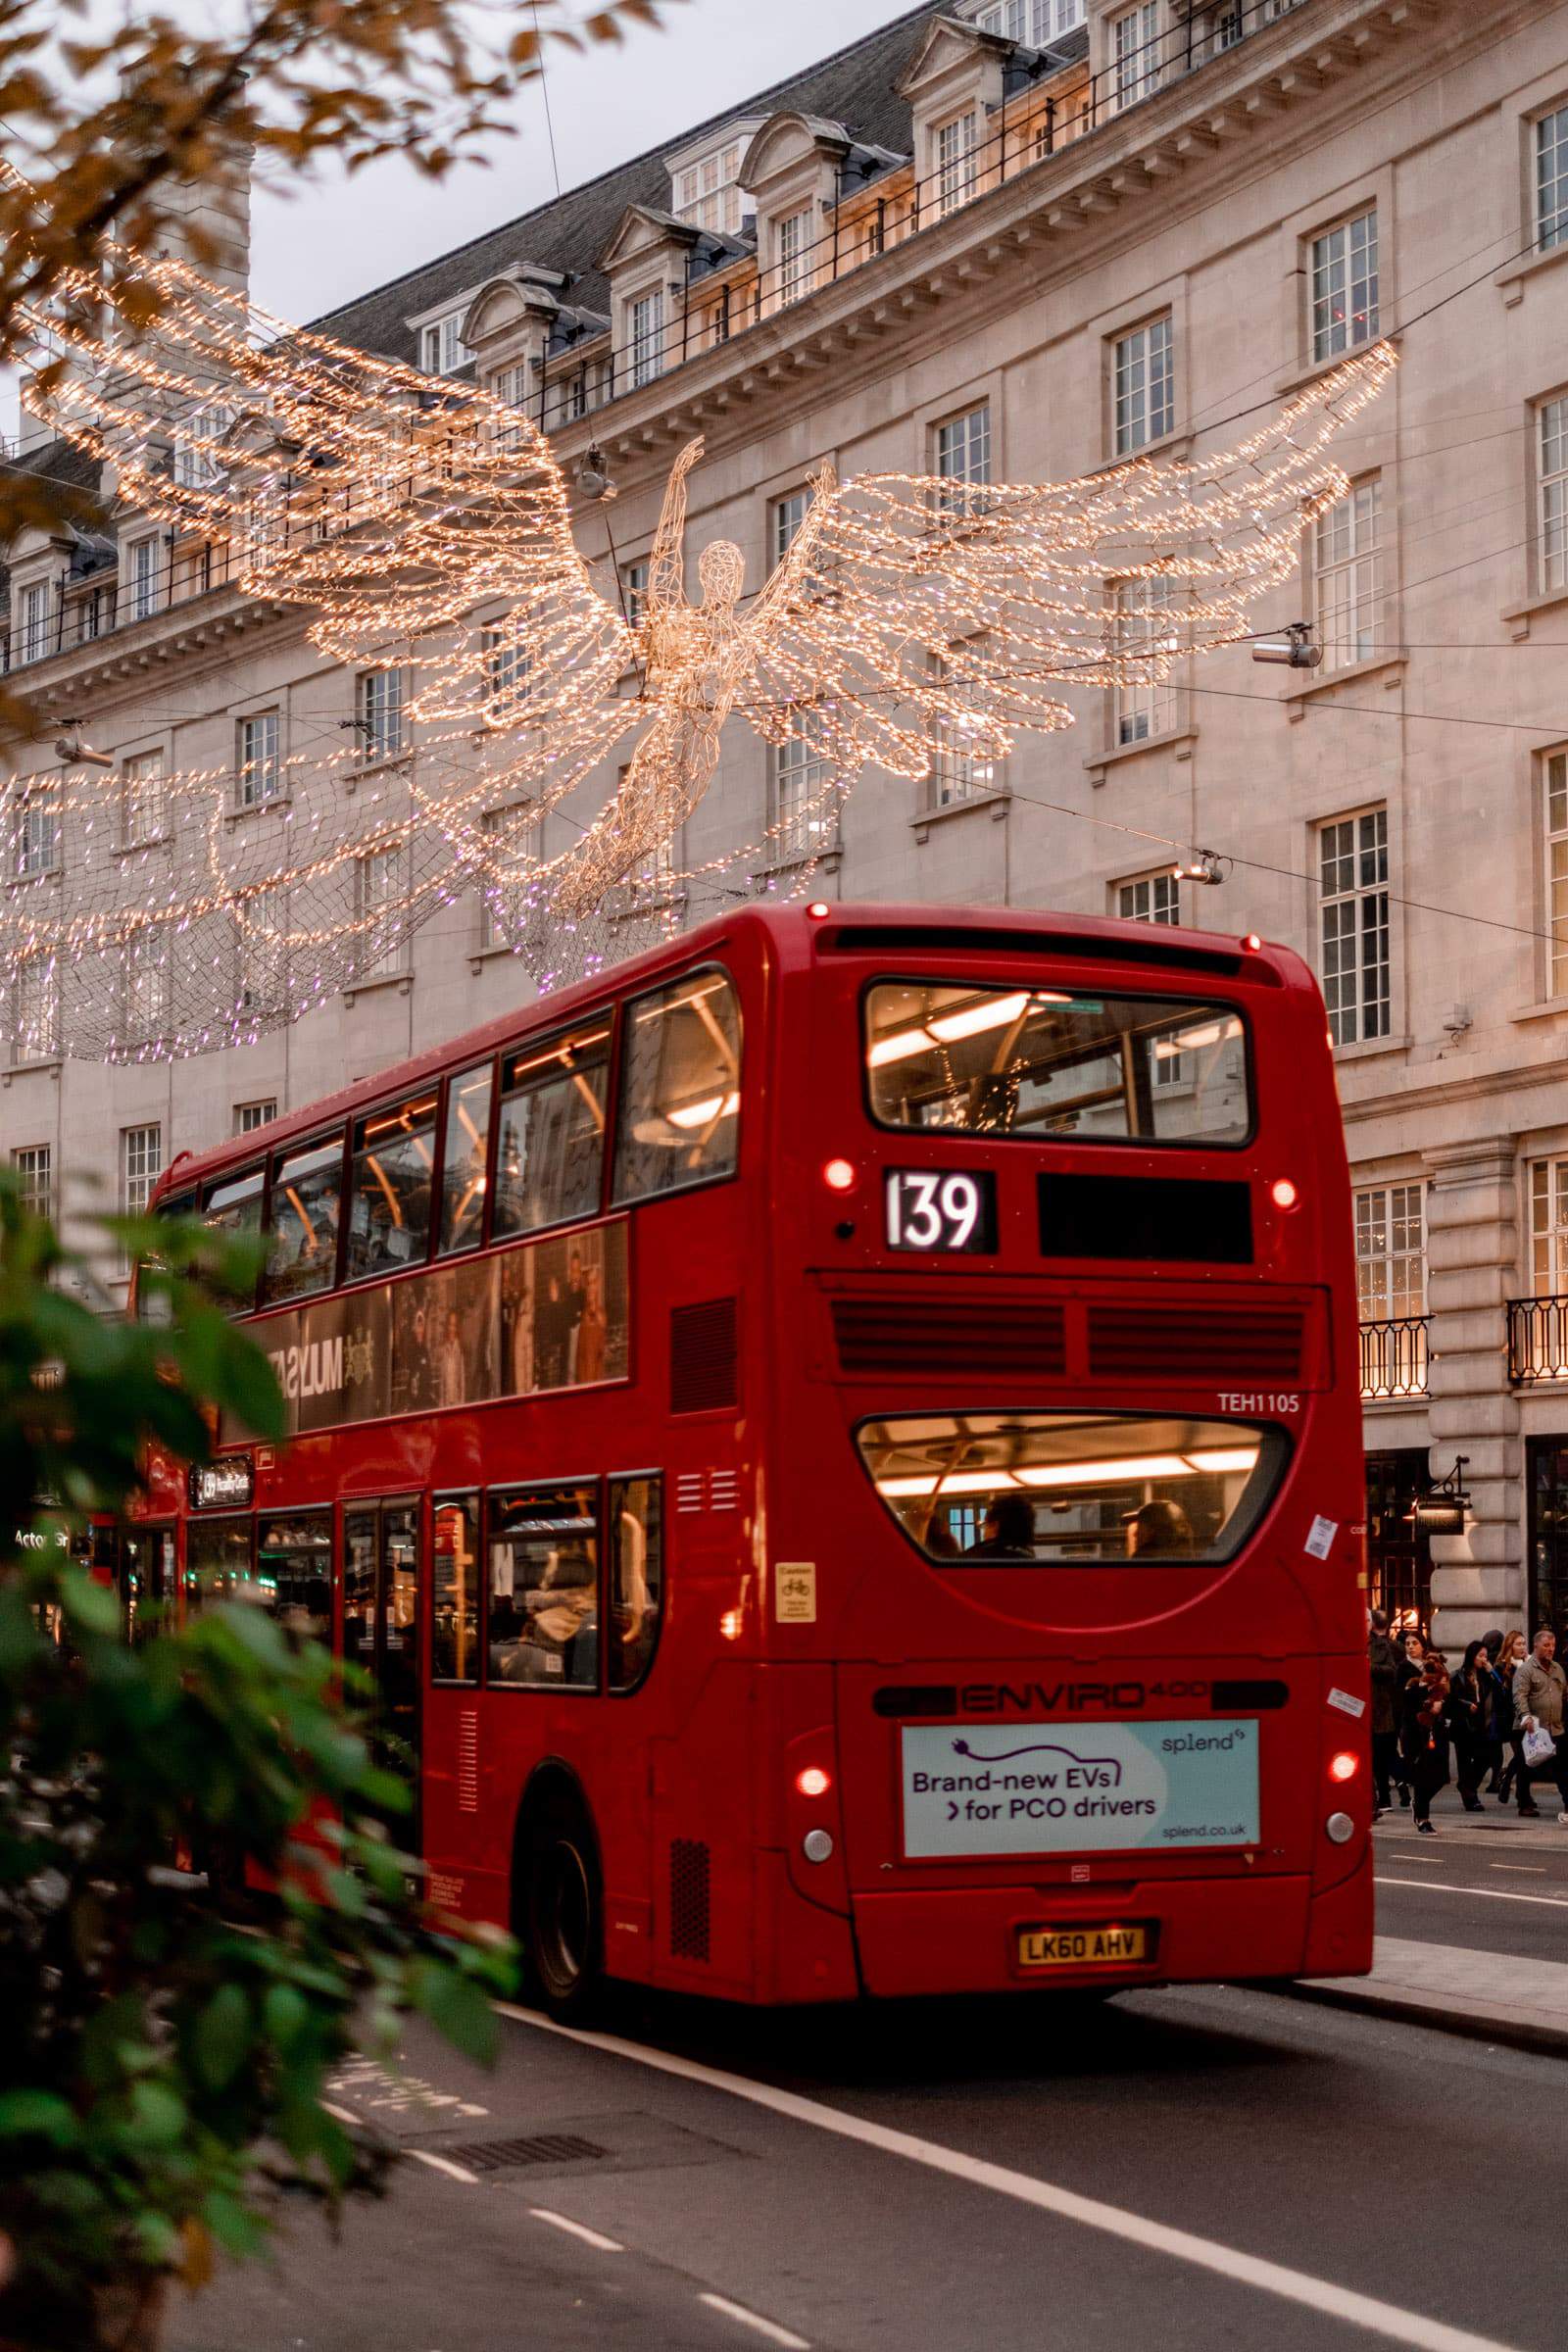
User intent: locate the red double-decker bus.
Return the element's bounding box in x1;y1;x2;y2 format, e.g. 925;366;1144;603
136;902;1372;2013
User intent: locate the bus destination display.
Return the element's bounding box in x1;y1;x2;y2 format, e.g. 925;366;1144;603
884;1169;997;1254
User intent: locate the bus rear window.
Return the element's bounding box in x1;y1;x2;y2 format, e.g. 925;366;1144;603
858;1411;1287;1566
864;982;1250;1145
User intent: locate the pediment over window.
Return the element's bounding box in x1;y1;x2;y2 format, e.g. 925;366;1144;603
597;203;702;276
740;112;853;193
462;273;563;354
895;15;1011;101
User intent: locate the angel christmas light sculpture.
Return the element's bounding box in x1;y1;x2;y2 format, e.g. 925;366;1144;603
5;238;1395;1060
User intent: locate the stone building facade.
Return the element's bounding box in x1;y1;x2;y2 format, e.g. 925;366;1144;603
5;0;1568;1647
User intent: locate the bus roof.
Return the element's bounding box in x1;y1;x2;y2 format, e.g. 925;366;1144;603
152;901;1300;1204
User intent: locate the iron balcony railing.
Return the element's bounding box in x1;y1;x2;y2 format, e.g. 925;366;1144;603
1359;1314;1430;1401
9;0;1315;675
1508;1296;1568;1385
535;0;1313;428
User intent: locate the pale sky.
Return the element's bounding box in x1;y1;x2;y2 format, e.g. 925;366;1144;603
252;0;922;323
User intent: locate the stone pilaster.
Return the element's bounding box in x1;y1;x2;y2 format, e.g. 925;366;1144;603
1422;1136;1523;1650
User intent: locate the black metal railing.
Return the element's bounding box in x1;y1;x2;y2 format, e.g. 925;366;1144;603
1508;1296;1568;1385
1359;1314;1430;1400
535;0;1312;428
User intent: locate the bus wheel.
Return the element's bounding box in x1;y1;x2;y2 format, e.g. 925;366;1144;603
518;1787;603;2024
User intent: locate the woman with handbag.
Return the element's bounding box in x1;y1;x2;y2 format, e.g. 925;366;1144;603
1403;1649;1452;1834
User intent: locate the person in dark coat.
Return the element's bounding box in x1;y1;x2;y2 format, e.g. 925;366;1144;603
1447;1641;1492;1813
1479;1627;1509;1796
1492;1629;1528;1805
1394;1628;1425;1805
1403;1649;1451;1833
1367;1607;1402;1817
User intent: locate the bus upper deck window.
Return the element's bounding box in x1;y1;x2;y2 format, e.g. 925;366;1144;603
437;1062;494;1257
346;1092;438;1284
260;1132;343;1305
202;1167;264;1243
864;981;1250;1147
612;970;741;1204
493;1020;611;1240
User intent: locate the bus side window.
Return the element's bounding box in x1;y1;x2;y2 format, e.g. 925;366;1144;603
261;1132;344;1304
437;1063;494;1256
608;1475;662;1694
346;1091;438;1283
202;1166;266;1311
612;970;741;1204
432;1493;481;1684
487;1484;598;1690
493;1021;611;1240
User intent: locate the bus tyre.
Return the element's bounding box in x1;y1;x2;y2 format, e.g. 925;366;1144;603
518;1787;603;2025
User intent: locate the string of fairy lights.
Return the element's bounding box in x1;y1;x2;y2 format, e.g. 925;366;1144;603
2;209;1396;1060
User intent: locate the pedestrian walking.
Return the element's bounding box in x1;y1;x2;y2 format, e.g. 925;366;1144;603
1490;1630;1527;1804
1511;1627;1568;1820
1395;1629;1425;1806
1403;1648;1451;1833
1479;1628;1508;1793
1367;1607;1402;1816
1447;1641;1492;1813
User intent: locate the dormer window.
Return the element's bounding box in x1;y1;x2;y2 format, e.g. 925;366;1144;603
970;0;1085;38
419;310;472;377
670;133;752;236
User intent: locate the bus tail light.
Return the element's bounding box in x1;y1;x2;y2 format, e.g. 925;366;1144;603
1328;1749;1358;1785
796;1765;832;1799
719;1607;744;1642
822;1158;857;1193
808;901;830;919
1270;1177;1299;1210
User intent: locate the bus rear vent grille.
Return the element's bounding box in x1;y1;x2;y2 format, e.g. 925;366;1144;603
1088;1303;1305;1383
670;1298;739;1414
437;2133;607;2175
833;1298;1067;1380
669;1838;711;1962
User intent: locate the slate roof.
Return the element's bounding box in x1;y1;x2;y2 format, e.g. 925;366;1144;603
309;2;960;365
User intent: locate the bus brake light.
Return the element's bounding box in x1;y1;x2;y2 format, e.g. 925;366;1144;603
808;902;830;919
1328;1750;1358;1784
796;1765;832;1798
1270;1177;1299;1210
823;1158;857;1193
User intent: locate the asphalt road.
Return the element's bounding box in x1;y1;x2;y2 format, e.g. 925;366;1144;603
169;1962;1561;2352
1374;1783;1568;1962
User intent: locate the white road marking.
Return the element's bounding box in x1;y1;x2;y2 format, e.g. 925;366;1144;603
1490;1864;1545;1874
495;2003;1520;2352
1375;1875;1568;1910
321;2100;359;2126
529;2207;624;2253
699;2290;811;2348
407;2148;479;2184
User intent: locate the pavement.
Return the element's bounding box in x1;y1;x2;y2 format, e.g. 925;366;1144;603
1282;1783;1568;2055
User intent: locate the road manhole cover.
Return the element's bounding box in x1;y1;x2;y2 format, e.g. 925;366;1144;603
437;2132;608;2174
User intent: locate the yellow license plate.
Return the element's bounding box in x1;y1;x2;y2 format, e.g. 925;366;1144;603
1017;1923;1152;1970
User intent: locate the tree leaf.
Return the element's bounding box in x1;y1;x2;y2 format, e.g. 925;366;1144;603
0;2088;79;2146
410;1959;497;2066
192;1983;251;2090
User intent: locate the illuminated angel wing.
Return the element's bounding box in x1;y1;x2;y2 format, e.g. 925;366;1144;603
743;341;1396;779
24;248;635;731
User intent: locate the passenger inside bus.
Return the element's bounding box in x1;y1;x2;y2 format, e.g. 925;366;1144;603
965;1496;1037;1560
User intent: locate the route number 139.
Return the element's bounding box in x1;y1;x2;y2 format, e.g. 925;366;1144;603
885;1168;997;1253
